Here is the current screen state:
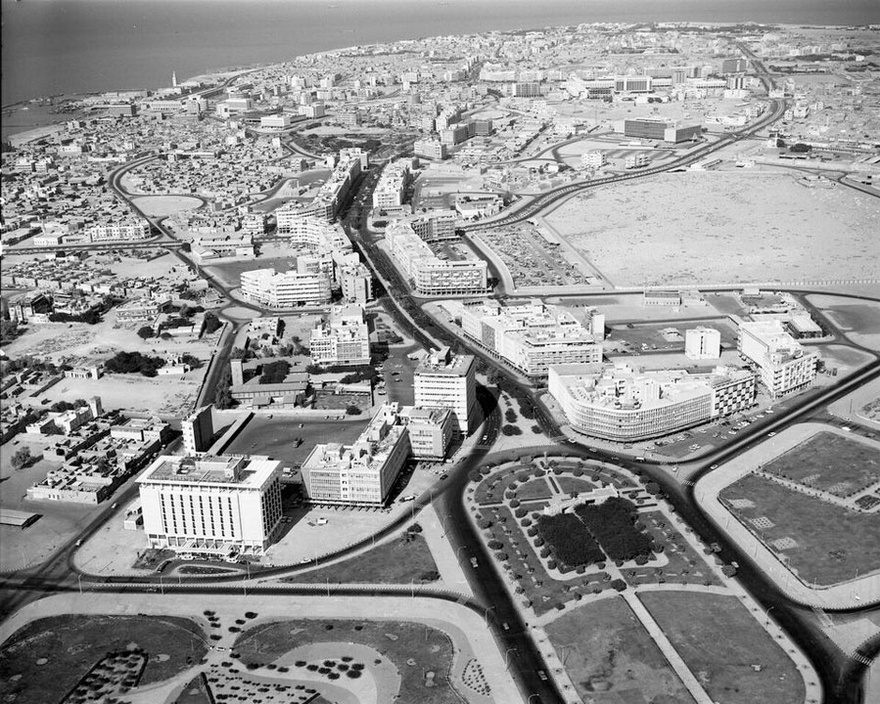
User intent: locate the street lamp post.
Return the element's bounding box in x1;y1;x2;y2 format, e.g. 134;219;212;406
504;647;516;669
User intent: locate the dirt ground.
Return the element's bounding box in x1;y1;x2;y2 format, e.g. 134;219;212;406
545;170;879;287
131;196;203;217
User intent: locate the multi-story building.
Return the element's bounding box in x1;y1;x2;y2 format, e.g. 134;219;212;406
401;406;455;459
300;404;411;506
335;255;373;305
413;138;448;161
240;268;332;307
372;159;413;211
182;405;214;456
580;150;608;170
453;299;603;377
309;304;371;366
273;214;351;253
738;320;819;397
137;454;283;557
413;347;476;434
685;327;722;360
623;119;702;143
721;58;749;74
84;220;152;242
275;149;364;222
549;363;756;441
615;76;653;93
511;82;543;98
405;210;458;242
385;221;487;296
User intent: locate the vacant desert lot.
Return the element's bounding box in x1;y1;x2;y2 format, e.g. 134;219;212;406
546;170;879;287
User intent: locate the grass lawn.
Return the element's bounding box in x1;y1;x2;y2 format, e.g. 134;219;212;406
555;475;597;496
172;673;213;704
545;596;695;704
0;615;207;704
233;619;461;704
515;477;554;501
762;431;880;498
283;534;438;585
639;591;804;704
622;511;721;588
720;473;880;585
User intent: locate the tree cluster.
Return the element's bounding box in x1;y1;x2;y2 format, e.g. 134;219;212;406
104;351;166;377
574;497;656;562
203;312;222;334
536;513;604;568
259;360;290;384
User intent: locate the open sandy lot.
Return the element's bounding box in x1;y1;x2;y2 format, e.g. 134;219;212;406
546;170;879;287
39;371;205;418
132;195;203;217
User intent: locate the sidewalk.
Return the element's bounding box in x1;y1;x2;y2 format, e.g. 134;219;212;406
622;591;714;704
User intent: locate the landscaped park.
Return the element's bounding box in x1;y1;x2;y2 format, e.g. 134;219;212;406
233;618;465;704
469;455;723;616
0;615;208;704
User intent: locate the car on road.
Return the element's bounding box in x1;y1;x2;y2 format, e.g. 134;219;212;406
537;670;548;681
768;431;777;437
470;557;478;568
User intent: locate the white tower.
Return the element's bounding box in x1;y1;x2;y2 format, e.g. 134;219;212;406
172;71;178;88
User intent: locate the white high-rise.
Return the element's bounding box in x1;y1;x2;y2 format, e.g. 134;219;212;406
414;347;476;434
137;455;283;557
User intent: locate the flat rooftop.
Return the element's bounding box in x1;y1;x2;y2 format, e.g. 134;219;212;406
137;454;279;487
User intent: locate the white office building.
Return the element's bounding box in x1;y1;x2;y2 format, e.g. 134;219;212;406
685;327;722;360
309;304;371;366
738;320;818;397
137;454;283;557
414;347;477;434
451;299;603;377
301;404;410;506
241;267;332;307
549;363;755;441
385;221;487;296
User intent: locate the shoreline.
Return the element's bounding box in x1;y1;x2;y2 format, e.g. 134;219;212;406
3;17;876;111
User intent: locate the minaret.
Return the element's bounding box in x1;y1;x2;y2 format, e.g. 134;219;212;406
172;71;178;88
